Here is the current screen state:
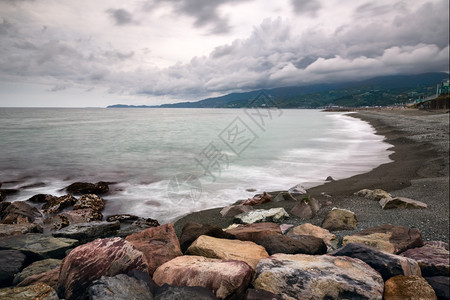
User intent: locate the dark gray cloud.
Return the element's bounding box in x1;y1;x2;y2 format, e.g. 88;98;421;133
106;9;136;25
145;0;249;34
291;0;321;16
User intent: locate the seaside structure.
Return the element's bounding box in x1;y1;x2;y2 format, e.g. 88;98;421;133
407;78;450;109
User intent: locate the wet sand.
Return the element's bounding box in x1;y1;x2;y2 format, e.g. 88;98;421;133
174;109;449;243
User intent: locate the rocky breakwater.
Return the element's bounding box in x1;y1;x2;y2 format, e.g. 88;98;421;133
0;183;449;299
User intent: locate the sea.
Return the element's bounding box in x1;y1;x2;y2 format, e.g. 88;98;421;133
0;108;393;223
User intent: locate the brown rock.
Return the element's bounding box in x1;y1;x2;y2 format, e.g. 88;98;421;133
65;181;109;195
226;222;282;241
179;222;235;253
384;275;437;300
287;223;338;250
254;234;327;255
242;192;272;206
401;241;449;276
153;255;253;299
42;195;77;214
0;201;42;224
380;197;428;209
321;207;357;231
73;194;105;212
186;235;269;269
17;266;60;289
343;224;424;254
0;223;43;237
126;223;182;275
57;237;148;300
0;283;59;300
13;258;61;286
44;208;103;230
219;204;253;217
354;188;392;200
290;197;321;219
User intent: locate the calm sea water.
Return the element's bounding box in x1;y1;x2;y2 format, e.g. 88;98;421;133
0;108;392;223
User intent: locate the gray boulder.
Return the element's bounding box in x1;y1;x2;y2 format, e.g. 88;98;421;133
88;274;153;300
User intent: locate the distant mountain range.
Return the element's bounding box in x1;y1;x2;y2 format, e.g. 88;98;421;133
107;72;449;109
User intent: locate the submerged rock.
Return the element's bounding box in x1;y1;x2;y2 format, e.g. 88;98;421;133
64;181;109;195
153;255;253;299
253;253;384;300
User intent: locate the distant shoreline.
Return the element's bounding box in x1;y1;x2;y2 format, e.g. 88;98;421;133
174;108;450;242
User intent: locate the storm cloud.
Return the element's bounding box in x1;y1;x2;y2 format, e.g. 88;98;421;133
0;0;448;106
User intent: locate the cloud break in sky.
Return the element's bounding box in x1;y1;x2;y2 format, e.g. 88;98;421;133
0;0;449;107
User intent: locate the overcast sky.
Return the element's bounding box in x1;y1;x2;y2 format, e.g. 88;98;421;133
0;0;448;107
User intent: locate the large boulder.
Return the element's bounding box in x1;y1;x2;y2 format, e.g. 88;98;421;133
220;204;253;217
234;208;289;224
225;223;281;241
321;207;357;231
41;195;77;214
126;223;182;275
52;221;120;244
153;255;253;299
380;197;428;209
154;284;218;300
0;283;59;300
0;201;42;224
254;234;327;255
0;223;43;237
57;237;148;300
179;222;235;253
16;267;60;289
88;274;153;300
14;258;62;286
354;188;392;200
64;181;109;195
44;208;103;230
0;234;77;260
73;194;105;212
401;241;449;276
287;223;338;251
425;276;450;300
384;275;437;300
0;250;26;287
331;243;421;280
253;254;384;300
186;235;269;269
342;224;424;254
